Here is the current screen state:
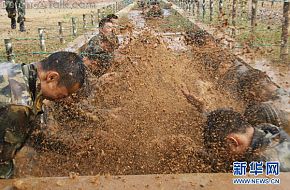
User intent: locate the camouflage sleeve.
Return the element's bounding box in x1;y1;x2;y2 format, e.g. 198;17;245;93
84;36;103;59
0;105;33;161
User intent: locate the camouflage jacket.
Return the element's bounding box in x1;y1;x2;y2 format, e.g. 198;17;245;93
83;33;116;63
0;62;43;161
248;124;290;172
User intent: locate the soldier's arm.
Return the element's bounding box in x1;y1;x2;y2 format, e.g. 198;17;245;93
181;84;206;113
1;105;33;161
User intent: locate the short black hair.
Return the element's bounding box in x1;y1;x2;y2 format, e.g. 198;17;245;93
99;18;112;28
106;14;118;20
204;109;250;149
40;51;85;89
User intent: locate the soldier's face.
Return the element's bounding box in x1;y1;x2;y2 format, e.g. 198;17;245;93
40;71;80;100
42;83;80;100
111;19;118;33
100;22;114;37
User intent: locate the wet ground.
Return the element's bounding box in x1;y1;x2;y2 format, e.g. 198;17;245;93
13;6;287;178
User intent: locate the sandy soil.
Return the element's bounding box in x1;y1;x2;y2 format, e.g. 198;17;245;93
12;8;247;177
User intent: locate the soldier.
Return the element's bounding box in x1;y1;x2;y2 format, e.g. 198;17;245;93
218;61;290;132
5;0;26;32
82;18;117;77
0;51;86;178
204;109;290;172
145;1;163;18
181;86;290;172
219;62;281;104
106;14;120;49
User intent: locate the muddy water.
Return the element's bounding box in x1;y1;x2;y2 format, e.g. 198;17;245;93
15;8;246;177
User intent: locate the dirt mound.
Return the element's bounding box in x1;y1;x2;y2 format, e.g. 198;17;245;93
15;15;244;177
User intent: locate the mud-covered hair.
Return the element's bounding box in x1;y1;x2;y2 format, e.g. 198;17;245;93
106;14;118;20
40;51;85;88
99;18;112;28
204;109;250;149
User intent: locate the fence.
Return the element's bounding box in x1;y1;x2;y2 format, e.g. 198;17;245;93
171;0;289;63
0;0;133;63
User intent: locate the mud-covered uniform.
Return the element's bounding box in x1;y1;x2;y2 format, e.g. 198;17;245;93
245;124;290;172
245;101;290;134
83;33;117;77
146;4;163;17
0;62;43;178
5;0;25;23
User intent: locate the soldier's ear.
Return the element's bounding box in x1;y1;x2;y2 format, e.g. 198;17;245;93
46;71;60;83
226;135;239;152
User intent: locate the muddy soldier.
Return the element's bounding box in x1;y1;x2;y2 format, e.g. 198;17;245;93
181;87;290;172
82;18;118;77
5;0;26;32
204;109;290;172
106;14;120;49
219;62;290;133
145;0;163;18
0;52;85;178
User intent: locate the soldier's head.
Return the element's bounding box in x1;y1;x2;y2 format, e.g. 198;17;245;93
99;18;114;37
107;14;119;33
238;69;279;103
37;51;85;100
204;109;254;159
107;14;118;24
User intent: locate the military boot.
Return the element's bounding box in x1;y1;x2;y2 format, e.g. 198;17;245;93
11;18;16;29
19;21;26;32
0;160;14;179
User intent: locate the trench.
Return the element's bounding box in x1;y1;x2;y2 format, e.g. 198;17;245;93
13;3;288;178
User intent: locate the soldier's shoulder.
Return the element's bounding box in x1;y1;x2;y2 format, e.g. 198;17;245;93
89;34;102;43
0;62;33;107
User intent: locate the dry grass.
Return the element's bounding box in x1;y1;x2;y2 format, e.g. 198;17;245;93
0;3;113;63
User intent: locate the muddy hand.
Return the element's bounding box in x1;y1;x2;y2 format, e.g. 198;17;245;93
180;83;205;113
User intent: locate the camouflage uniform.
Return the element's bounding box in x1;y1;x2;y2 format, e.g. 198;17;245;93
83;34;115;77
246;124;290;172
245;102;290;133
5;0;26;23
0;62;43;178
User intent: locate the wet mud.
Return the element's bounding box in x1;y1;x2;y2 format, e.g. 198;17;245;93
14;7;275;177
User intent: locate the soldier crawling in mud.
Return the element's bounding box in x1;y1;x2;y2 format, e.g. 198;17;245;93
224;67;289;132
205;55;290;133
185;30;290;132
82;17;119;77
181;86;290;172
204;109;290;172
5;0;26;32
0;52;86;178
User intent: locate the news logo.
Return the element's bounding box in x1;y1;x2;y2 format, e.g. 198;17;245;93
232;161;280;185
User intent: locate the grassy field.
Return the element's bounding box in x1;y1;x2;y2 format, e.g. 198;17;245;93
179;0;289;63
